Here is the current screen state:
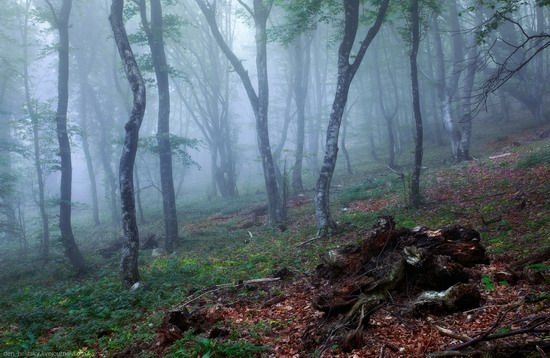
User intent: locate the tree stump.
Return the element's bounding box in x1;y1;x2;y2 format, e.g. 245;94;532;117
307;216;489;351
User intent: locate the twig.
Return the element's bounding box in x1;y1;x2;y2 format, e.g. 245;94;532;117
180;278;281;306
242;278;280;285
489;153;511;160
297;236;322;247
386;165;404;179
447;304;550;352
435;325;472;342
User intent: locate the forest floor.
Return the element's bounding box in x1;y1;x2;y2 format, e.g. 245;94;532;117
1;121;550;357
143;123;550;357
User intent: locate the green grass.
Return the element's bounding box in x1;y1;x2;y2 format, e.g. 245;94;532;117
516;143;550;168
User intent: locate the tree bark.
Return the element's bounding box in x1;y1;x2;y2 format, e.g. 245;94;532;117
409;0;423;208
48;0;86;272
315;0;390;236
139;0;178;251
110;0;146;288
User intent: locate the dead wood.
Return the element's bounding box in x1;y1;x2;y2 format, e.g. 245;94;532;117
435;325;472;341
447;309;548;352
306;216;489;350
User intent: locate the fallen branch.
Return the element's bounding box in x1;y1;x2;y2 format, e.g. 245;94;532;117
386;165;404;179
179;278;281;306
435;325;472;342
489;153;511;160
448;306;547;352
297;236;322;247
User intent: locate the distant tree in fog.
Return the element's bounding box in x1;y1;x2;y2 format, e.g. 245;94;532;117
44;0;86;272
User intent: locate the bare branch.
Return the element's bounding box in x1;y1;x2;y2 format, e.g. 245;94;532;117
236;0;254;19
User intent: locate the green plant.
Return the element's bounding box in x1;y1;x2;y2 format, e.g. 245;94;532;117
516;146;550;168
481;276;495;290
165;331;269;357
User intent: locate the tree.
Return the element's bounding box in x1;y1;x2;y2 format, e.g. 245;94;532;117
315;0;390;236
409;0;423;208
374;35;399;170
170;2;238;199
20;0;51;258
473;0;549;122
0;1;24;244
110;0;147;288
44;0;86;272
430;2;462;160
196;0;284;227
137;0;179;251
290;33;311;194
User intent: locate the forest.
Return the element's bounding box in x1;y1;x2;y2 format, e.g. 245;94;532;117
0;0;549;356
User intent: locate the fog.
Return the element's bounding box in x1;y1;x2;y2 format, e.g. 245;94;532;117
0;0;548;263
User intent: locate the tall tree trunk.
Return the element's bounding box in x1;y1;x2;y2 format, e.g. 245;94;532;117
291;33;310;194
76;59;100;226
457;8;482;161
86;85;120;225
315;0;389;236
374;39;398;169
410;0;423;208
196;0;283;226
139;0;178;251
110;0;146;288
307;27;329;173
431;17;460;159
47;0;86;272
23;0;50;260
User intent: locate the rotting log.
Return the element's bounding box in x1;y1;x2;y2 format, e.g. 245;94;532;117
307;216;489;351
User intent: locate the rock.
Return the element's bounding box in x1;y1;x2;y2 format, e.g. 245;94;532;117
129;281;147;294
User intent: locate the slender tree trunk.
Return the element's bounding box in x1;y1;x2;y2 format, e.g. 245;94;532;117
86;85;119;224
291;34;310;194
374;42;397;169
315;0;389;235
307;28;328;173
410;0;423;208
23;0;50;260
196;0;283;226
76;60;100;226
457;8;482;161
139;0;178;251
110;0;146;288
48;0;86;272
431;17;460;158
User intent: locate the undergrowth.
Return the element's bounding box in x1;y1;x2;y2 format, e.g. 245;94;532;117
1;123;549;356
